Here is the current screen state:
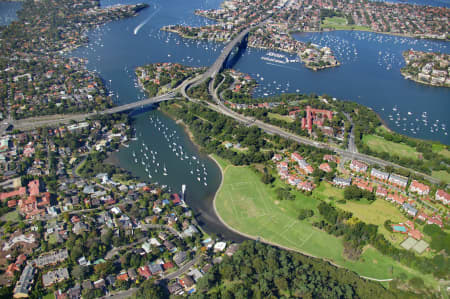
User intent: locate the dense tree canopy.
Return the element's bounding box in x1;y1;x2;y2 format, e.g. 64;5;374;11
192;241;415;299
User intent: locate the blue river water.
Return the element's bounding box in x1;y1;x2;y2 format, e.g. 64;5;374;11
0;2;22;26
70;0;247;240
68;0;448;236
234;31;449;143
77;0;449;144
0;0;448;238
375;0;450;7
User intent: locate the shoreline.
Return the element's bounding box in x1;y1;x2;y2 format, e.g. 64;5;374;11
209;155;394;282
159;107;202;152
400;70;449;88
298;28;448;41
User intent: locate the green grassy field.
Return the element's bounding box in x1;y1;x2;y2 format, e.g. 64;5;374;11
43;293;54;299
337;199;407;226
312;182;345;201
362;134;419;160
432;143;450;159
268;112;294;123
213;155;437;288
337;199;408;245
362;133;450;183
1;210;19;222
432;170;450;184
321;17;370;31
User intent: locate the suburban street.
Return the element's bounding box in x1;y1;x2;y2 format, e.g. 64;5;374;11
160;255;202;281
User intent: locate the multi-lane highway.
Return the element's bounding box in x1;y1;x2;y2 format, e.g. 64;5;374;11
2;26;253;133
1;25;440;185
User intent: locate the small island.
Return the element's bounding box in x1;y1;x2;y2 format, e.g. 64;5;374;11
401;50;449;87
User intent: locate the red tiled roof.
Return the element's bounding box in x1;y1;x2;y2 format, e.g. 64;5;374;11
163;262;174;270
28;179;40;196
138;266;152;279
116;273;129;281
1;187;26;201
410;180;430;193
408;229;423;240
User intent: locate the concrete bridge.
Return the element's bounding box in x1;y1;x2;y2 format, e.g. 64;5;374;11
0;23;441;184
203;26;252;79
2;26;254;133
6;92;177;131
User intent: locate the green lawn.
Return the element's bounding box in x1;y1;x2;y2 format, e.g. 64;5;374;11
75;157;87;177
1;210;19;222
43;293;54;299
337;199;408;245
362;134;419;160
337;199;407;226
321;17;370;31
432;143;450;160
48;233;59;245
432;170;450;184
312;182;345;201
213;155;437;288
364;129;449;183
268;112;294;123
323;17;348;26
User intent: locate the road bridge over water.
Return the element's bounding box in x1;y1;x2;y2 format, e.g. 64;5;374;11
2;26;253;133
0;23;441;184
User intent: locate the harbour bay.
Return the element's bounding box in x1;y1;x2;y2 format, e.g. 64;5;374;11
66;0;449;238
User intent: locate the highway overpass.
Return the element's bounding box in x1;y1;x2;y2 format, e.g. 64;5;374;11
4;26;254;132
1;23;440;184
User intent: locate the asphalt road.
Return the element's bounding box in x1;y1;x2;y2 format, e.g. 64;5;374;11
3;24;440;185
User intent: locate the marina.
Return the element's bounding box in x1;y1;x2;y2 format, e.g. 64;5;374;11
66;0;449;238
